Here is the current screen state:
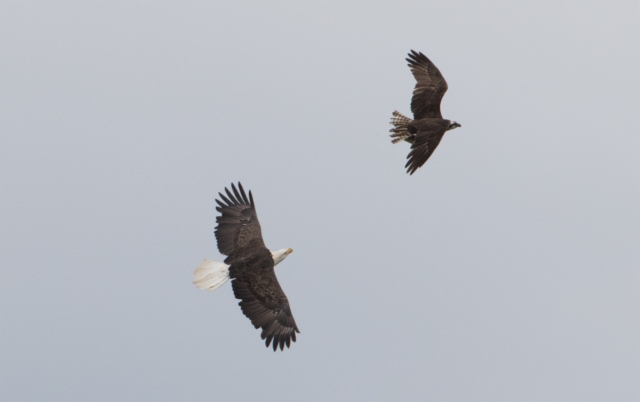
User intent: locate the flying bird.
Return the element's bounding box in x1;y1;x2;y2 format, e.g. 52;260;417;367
389;50;461;175
193;182;299;351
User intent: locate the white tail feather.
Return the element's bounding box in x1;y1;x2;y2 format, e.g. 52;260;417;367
193;259;230;291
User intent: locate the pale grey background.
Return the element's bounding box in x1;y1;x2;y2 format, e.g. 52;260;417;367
1;1;638;401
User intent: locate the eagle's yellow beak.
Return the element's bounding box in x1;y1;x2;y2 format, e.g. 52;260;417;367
287;248;294;254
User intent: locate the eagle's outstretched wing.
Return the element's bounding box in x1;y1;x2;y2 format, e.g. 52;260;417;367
214;182;266;256
405;120;450;175
407;50;449;120
214;183;299;351
229;253;300;351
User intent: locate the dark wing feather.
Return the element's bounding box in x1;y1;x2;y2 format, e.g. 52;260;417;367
229;248;300;351
214;182;266;256
405;120;449;175
407;50;449;120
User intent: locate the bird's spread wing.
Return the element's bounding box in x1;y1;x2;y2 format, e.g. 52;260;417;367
405;120;449;175
214;182;299;351
230;254;300;351
407;50;448;120
214;182;266;256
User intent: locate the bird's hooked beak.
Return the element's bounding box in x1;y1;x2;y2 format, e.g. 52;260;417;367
450;122;462;130
286;248;294;255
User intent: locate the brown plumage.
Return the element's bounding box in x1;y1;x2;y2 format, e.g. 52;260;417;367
389;50;461;175
214;183;299;351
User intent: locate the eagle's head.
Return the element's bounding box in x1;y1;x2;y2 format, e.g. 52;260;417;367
448;121;462;131
272;248;294;266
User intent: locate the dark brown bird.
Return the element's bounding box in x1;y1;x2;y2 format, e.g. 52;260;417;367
389;50;461;175
193;182;299;351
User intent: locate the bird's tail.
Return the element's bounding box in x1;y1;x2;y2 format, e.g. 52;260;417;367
389;111;414;144
193;259;230;291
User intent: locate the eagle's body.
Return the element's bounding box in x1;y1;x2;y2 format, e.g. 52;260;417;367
390;50;461;175
193;183;299;351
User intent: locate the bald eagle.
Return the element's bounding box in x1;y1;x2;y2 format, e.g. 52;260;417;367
389;50;461;175
193;182;299;351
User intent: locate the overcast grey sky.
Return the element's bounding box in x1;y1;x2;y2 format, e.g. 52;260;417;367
1;1;638;401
